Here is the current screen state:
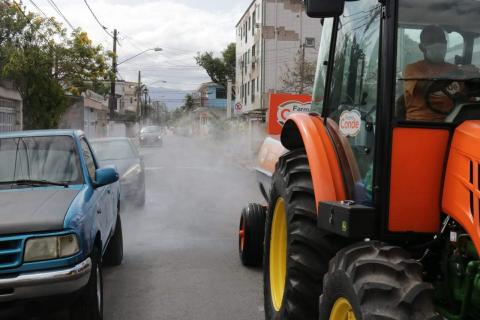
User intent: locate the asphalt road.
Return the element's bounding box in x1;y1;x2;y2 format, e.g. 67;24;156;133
103;134;264;320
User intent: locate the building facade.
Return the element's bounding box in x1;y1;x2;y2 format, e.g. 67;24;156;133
198;82;227;109
235;0;321;115
115;81;139;114
0;80;22;132
59;90;108;138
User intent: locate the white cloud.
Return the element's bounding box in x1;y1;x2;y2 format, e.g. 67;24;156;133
25;0;250;97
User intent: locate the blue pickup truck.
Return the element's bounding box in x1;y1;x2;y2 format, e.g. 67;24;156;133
0;130;123;319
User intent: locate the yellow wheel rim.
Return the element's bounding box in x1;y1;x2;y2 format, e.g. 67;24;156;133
329;298;357;320
269;198;287;312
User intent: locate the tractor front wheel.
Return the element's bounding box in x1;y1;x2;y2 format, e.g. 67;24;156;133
319;241;440;320
264;149;346;320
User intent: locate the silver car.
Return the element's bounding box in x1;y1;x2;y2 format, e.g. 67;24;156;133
91;137;146;207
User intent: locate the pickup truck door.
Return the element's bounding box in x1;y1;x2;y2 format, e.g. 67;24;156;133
80;139;109;247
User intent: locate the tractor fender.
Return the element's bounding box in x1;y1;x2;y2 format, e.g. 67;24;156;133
281;113;346;210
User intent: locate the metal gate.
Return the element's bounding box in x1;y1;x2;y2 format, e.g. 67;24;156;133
0;98;18;132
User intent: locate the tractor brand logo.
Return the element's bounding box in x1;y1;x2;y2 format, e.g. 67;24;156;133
276;101;311;126
339;110;362;137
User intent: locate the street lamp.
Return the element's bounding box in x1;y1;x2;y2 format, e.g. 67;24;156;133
117;47;163;66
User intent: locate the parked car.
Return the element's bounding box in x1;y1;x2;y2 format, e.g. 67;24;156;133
139;126;163;146
0;130;123;319
91;137;146;207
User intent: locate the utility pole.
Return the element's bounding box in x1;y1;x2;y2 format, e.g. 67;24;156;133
227;80;232;119
143;88;149;122
137;71;141;119
300;43;305;94
109;29;118;120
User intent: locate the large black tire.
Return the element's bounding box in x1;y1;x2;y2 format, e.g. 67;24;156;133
70;246;103;320
319;241;440;320
264;149;347;320
239;203;266;267
104;214;124;266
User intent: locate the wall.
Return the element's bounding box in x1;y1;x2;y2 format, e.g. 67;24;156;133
0;80;22;132
235;0;321;114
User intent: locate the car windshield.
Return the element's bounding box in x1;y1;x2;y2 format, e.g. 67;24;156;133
91;140;136;161
141;127;160;134
0;136;82;185
396;0;480;122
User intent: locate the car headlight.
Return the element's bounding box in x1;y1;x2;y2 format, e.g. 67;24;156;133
24;234;80;262
158;136;162;139
123;164;142;179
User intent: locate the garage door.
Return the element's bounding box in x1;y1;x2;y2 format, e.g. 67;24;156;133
0;98;18;132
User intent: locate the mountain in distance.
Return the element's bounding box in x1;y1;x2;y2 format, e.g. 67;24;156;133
148;86;195;111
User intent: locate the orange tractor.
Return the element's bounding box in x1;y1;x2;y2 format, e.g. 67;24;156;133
238;0;480;319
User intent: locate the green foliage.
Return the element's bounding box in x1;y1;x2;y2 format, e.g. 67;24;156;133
183;93;196;112
195;43;235;89
0;3;111;129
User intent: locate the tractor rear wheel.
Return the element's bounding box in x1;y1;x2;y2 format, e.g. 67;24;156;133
319;241;440;320
239;203;266;267
264;149;347;320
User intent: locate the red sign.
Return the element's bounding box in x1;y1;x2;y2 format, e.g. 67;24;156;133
267;93;312;135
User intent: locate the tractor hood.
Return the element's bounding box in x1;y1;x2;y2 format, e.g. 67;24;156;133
443;120;480;253
0;188;79;235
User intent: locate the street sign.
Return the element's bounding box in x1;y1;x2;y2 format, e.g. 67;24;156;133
234;102;243;115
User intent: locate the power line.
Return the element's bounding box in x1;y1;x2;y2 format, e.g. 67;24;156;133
82;0;114;39
28;0;47;19
45;0;75;30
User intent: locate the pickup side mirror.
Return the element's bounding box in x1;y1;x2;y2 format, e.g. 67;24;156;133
305;0;345;18
94;167;119;188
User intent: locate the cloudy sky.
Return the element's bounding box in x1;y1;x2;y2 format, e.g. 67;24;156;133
23;0;251;102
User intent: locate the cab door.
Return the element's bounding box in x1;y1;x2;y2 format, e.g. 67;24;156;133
80;138;109;246
322;0;382;204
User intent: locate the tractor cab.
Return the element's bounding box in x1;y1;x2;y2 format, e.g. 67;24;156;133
239;0;480;319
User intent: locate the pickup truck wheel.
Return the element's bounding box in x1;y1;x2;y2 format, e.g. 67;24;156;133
104;214;124;266
71;247;103;320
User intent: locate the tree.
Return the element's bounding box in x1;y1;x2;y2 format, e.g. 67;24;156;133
0;3;111;129
195;43;235;90
183;93;196;112
281;48;316;95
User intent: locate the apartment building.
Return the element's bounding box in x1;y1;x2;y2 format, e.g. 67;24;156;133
235;0;321;115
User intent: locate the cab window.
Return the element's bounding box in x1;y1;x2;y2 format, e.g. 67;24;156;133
80;139;96;182
326;0;381;204
311;18;334;114
395;0;480;123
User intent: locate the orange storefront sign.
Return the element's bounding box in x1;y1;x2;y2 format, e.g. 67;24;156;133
267;93;312;135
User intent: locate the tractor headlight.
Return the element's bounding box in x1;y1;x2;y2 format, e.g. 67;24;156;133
24;234;80;262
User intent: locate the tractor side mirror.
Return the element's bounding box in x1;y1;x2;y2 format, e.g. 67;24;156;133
304;0;345;18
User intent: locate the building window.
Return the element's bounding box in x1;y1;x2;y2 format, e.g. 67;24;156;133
248;17;251;30
130;97;133;104
216;87;226;99
252;44;256;58
305;37;316;48
251;79;255;103
252;11;256;36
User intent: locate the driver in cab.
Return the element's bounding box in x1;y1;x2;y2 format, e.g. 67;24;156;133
403;25;463;121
